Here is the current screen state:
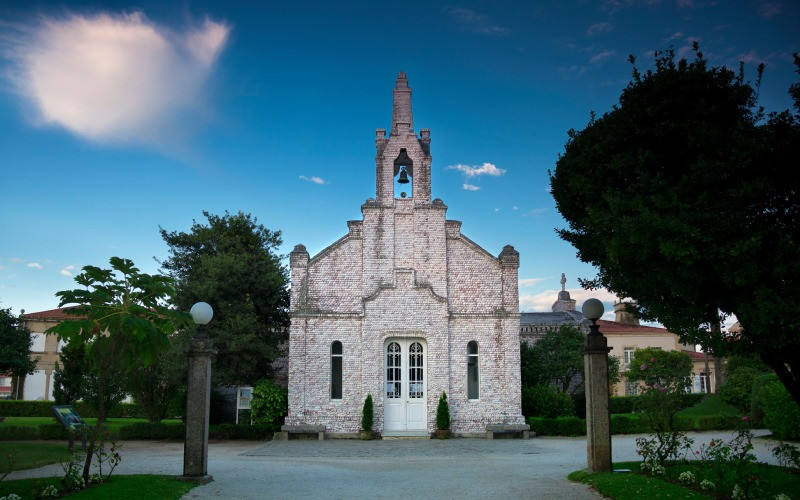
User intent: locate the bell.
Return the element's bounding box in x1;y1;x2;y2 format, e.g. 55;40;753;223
398;168;410;184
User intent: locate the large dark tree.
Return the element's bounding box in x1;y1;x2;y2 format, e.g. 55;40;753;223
0;306;36;397
550;46;800;404
159;211;290;386
521;325;620;394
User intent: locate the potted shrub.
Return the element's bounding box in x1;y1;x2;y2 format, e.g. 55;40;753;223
435;392;451;439
361;394;374;440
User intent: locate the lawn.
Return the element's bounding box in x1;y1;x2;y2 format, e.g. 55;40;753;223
677;396;740;418
2;417;183;432
570;461;800;499
0;475;198;499
0;442;71;473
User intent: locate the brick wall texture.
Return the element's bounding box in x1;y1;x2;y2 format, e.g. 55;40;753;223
285;73;524;434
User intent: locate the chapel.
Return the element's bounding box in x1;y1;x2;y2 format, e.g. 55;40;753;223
283;73;527;437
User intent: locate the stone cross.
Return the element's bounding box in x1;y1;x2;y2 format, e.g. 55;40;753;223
560;273;566;292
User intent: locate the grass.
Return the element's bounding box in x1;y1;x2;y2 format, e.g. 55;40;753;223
678;396;740;418
570;460;800;499
0;475;198;499
0;442;71;473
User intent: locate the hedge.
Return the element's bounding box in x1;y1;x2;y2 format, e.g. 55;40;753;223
211;423;277;440
608;394;706;414
119;422;185;440
0;400;145;418
527;412;731;436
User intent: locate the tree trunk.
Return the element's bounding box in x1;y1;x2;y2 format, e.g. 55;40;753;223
83;367;106;483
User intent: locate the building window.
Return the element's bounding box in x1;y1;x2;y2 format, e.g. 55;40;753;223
30;333;46;352
331;341;343;400
625;379;638;396
467;341;479;400
623;347;634;366
693;373;708;394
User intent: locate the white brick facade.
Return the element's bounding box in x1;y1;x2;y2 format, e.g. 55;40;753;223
285;73;525;435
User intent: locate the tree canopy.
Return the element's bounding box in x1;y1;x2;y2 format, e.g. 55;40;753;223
0;306;36;391
550;46;800;404
521;325;620;394
48;257;190;482
159;211;290;386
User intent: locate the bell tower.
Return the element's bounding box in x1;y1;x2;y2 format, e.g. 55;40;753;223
374;73;432;205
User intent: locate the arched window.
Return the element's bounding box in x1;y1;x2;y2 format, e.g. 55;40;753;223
331;341;343;400
467;341;479;400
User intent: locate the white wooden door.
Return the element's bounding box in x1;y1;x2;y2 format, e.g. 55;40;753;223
384;339;427;432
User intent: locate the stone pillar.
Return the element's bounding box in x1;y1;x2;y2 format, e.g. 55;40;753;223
182;328;216;482
584;326;612;472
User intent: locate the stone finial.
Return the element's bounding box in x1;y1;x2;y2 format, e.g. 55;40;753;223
614;301;640;325
561;273;566;292
391;72;413;135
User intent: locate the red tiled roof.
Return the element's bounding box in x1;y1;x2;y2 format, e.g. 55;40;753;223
597;319;670;334
20;307;81;321
682;349;714;361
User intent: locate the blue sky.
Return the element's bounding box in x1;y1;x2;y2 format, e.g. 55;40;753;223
1;1;797;322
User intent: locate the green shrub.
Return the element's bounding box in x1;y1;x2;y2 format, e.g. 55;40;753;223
751;373;779;426
361;394;374;432
527;417;558;436
677;393;706;409
763;381;800;440
250;380;288;428
610;414;652;434
37;423;70;440
697;414;739;431
119;422;185;440
0;400;144;418
436;392;450;430
0;426;40;440
526;417;586;436
610;396;638;414
521;385;575;418
719;367;766;412
210;423;274;439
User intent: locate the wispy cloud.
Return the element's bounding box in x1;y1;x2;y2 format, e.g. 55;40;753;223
27;262;43;270
443;6;510;36
448;162;506;178
299;175;327;185
59;265;75;277
519;277;548;287
586;22;612;36
677;0;696;7
590;49;615;64
758;2;782;18
0;265;5;271
520;287;619;312
522;208;547;217
5;11;230;151
463;183;480;191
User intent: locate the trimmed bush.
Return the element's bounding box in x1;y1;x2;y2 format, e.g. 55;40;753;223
751;373;779;426
719;367;766;412
362;394;374;432
610;414;651;434
0;425;40;440
37;423;71;440
211;423;274;440
0;400;144;418
521;385;574;418
119;422;185;440
763;381;800;440
436;392;450;430
610;396;638;414
526;416;586;436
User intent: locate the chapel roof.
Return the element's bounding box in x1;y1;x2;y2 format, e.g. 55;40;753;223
20;307;78;321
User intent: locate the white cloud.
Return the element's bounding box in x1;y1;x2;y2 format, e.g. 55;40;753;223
0;265;5;271
59;265;75;277
590;49;615;64
463;183;480;191
6;12;230;149
586;22;612;36
447;162;506;178
519;277;547;288
758;2;782;18
442;7;510;36
493;207;500;212
10;258;23;263
522;207;547;217
512;206;519;211
520;287;619;312
27;262;43;269
299;175;327;185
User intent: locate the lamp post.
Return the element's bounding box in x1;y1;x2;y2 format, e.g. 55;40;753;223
182;302;216;483
582;298;612;472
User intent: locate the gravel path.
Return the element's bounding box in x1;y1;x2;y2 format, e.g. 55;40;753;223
4;429;781;499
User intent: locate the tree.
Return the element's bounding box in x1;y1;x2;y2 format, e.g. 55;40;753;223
550;46;800;404
0;306;36;397
48;257;191;484
52;341;87;405
520;325;620;395
159;211;290;386
126;330;190;422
